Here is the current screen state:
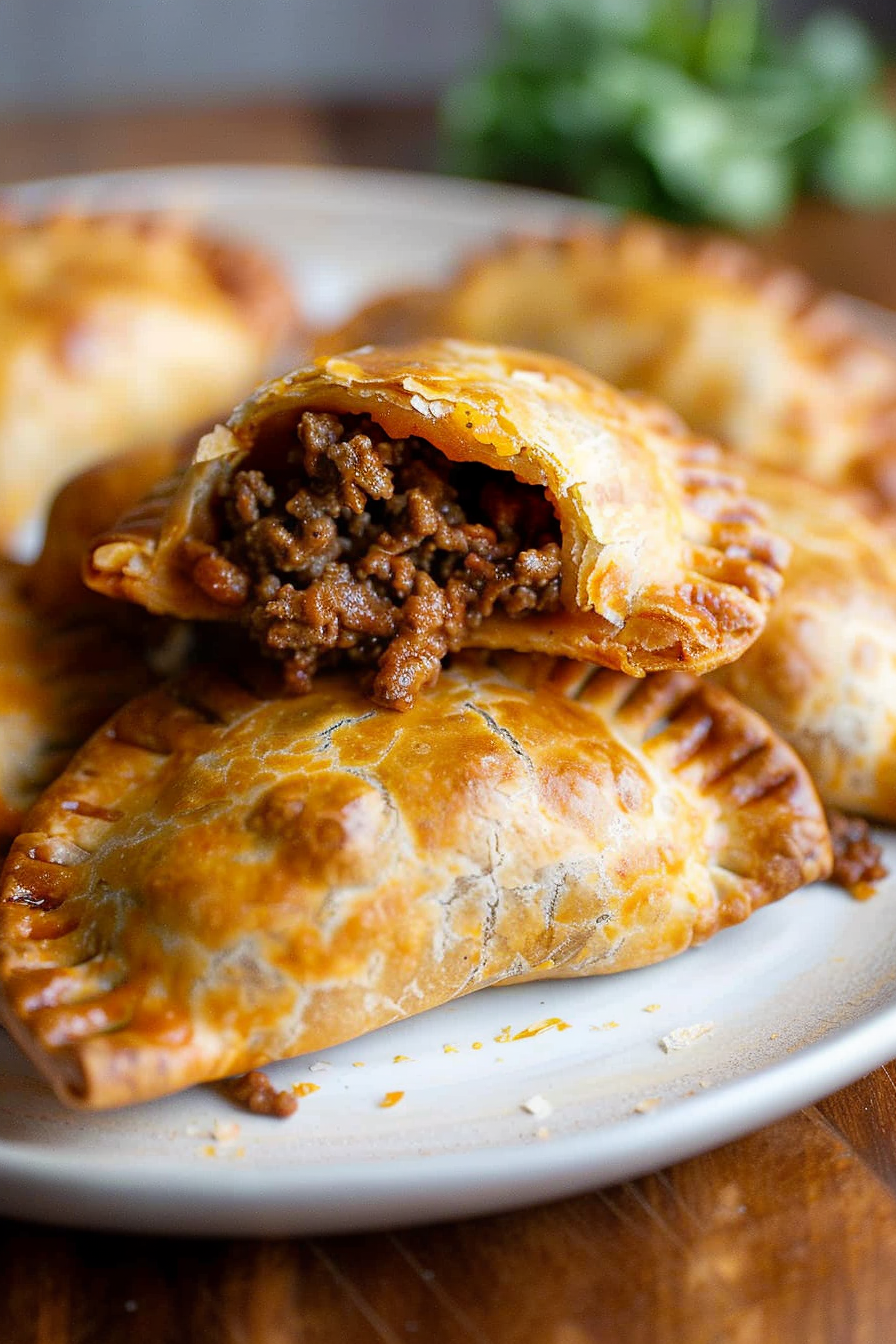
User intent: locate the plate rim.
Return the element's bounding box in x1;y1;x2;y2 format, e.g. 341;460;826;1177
2;991;896;1236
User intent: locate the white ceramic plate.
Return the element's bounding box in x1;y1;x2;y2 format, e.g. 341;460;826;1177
1;165;896;1237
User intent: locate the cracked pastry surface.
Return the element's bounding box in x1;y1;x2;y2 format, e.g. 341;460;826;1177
84;339;787;704
0;654;830;1109
316;218;896;497
0;210;297;550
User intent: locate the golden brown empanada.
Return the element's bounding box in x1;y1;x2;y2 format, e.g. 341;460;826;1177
0;445;198;848
0;655;830;1109
26;440;188;619
0;561;157;848
0;211;297;551
317;219;896;495
710;458;896;822
84;339;787;707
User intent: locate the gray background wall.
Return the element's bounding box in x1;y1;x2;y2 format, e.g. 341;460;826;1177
0;1;892;114
0;0;498;111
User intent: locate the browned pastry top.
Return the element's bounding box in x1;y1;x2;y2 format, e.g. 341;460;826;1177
0;655;830;1109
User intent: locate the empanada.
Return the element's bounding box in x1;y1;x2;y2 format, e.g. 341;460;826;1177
84;340;787;707
26;440;188;619
0;562;157;849
317;220;896;495
0;655;830;1109
0;446;197;848
0;210;297;551
710;458;896;822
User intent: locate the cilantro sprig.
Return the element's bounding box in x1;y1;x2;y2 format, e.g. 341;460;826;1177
442;1;896;228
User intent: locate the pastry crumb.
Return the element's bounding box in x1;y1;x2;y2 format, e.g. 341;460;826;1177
512;1017;571;1040
224;1070;297;1118
591;1020;620;1031
309;1061;331;1073
520;1094;553;1118
633;1097;662;1114
211;1119;242;1143
643;1004;661;1013
443;1044;459;1054
392;1055;413;1063
379;1090;405;1108
659;1022;715;1053
472;1041;483;1050
293;1082;321;1098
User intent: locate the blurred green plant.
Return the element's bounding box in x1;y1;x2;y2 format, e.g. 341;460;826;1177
441;1;896;228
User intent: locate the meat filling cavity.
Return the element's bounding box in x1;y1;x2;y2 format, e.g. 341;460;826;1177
188;411;563;708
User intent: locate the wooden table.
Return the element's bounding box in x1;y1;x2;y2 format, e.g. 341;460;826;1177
3;101;896;1344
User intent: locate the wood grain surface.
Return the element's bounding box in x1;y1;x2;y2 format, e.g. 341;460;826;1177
1;101;896;1344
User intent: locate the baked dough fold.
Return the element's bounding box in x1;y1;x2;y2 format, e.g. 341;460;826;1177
0;655;830;1109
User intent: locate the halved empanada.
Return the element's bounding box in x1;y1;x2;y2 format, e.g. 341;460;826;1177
0;210;298;552
710;458;896;822
84;339;787;707
317;220;896;496
0;655;830;1109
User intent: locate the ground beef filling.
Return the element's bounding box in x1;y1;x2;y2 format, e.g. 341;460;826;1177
827;808;888;899
190;410;563;708
224;1070;297;1118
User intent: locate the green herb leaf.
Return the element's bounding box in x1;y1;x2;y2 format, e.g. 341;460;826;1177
816;101;896;208
442;0;896;228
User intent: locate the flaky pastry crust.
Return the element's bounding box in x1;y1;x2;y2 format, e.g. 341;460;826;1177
317;219;896;496
0;655;830;1109
84;339;787;678
0;210;297;551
